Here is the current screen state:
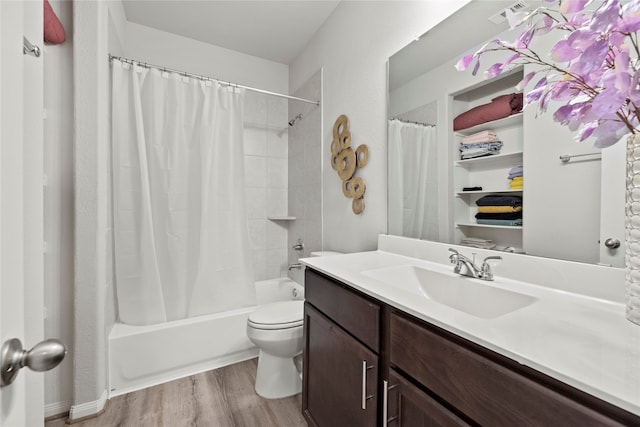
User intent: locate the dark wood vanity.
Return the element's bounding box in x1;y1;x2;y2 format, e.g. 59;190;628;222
302;268;640;427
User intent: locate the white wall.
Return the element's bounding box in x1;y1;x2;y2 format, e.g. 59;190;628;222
43;0;74;417
72;0;119;419
244;91;292;280
288;70;323;284
125;21;288;94
290;0;471;253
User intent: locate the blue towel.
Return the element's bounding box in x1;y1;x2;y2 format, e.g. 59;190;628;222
508;165;523;179
459;141;503;152
476;218;523;226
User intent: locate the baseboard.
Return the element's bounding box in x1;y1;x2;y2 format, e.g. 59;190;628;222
68;389;108;423
45;400;71;419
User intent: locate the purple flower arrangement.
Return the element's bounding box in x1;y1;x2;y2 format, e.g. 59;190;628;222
455;0;640;148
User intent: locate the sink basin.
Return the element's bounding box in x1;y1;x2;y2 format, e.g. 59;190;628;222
361;265;537;319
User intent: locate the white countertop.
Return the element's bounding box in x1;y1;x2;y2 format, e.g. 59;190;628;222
300;248;640;416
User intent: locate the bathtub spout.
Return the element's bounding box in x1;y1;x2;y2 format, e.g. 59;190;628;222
288;263;302;271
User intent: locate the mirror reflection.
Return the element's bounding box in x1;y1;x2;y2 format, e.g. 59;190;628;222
387;0;625;267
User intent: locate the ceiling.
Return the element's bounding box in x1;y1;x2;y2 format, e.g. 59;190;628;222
122;1;341;65
388;0;527;91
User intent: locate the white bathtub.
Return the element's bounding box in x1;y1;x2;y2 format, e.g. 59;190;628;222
108;277;304;397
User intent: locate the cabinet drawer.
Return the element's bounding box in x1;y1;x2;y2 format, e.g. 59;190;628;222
387;368;469;427
390;313;630;426
305;269;380;352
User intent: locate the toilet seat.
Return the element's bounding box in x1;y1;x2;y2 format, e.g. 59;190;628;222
248;300;304;330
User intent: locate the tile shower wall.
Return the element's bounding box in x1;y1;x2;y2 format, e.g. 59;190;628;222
244;91;290;280
288;70;323;284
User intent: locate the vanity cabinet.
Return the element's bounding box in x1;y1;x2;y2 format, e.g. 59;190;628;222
389;312;636;427
302;269;380;427
303;268;640;427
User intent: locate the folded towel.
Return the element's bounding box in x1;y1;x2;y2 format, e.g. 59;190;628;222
460;141;503;152
477;206;522;213
510;176;524;189
461;131;499;144
476;195;522;207
453;93;523;131
461;136;500;145
475;211;523;220
463;130;497;139
461;149;496;159
460;239;497;249
476;218;523;226
508;165;523;179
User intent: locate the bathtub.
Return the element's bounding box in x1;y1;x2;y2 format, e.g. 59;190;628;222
108;277;304;397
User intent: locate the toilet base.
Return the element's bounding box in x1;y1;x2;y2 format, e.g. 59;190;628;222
254;349;302;399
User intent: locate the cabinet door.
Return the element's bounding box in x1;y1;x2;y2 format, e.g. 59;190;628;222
303;303;378;427
386;369;469;427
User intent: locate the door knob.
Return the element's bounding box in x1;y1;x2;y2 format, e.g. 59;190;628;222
1;338;66;387
604;238;621;249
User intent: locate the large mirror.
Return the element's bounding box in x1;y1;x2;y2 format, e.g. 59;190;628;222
387;0;626;267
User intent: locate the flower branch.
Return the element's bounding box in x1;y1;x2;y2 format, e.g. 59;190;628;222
456;0;640;148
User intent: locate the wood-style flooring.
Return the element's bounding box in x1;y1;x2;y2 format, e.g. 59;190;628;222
45;359;307;427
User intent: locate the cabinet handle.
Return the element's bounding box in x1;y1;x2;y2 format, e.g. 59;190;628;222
361;360;375;410
383;380;389;426
383;380;398;426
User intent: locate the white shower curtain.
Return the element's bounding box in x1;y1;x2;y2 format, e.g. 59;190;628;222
388;119;439;241
111;59;255;325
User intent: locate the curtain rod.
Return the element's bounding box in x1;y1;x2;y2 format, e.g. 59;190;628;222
108;54;320;106
390;117;435;127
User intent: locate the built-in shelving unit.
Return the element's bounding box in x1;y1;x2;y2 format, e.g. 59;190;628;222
451;68;524;250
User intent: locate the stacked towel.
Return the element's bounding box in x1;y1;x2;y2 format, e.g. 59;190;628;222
475;195;522;226
459;130;503;160
454;93;524;131
508;165;523;189
476;195;522;207
461;130;499;144
510;176;523;189
460;237;496;249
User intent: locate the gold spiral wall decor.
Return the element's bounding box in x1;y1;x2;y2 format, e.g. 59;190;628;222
331;114;368;215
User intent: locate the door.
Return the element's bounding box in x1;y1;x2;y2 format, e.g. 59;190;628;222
599;139;626;268
302;304;378;427
1;1;45;425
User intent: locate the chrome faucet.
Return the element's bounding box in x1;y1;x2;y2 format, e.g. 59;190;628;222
288;263;302;271
448;248;501;281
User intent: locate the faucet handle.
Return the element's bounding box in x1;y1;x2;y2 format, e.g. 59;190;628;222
480;256;501;281
448;248;460;263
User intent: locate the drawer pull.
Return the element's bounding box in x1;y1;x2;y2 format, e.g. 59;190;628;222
361;361;375;409
383;380;398;426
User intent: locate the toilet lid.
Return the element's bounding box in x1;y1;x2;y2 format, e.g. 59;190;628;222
248;300;304;330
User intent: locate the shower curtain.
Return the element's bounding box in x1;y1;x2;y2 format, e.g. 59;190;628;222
111;59;256;325
388;119;439;241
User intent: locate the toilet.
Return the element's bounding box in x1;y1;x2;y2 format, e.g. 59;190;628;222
246;250;342;399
